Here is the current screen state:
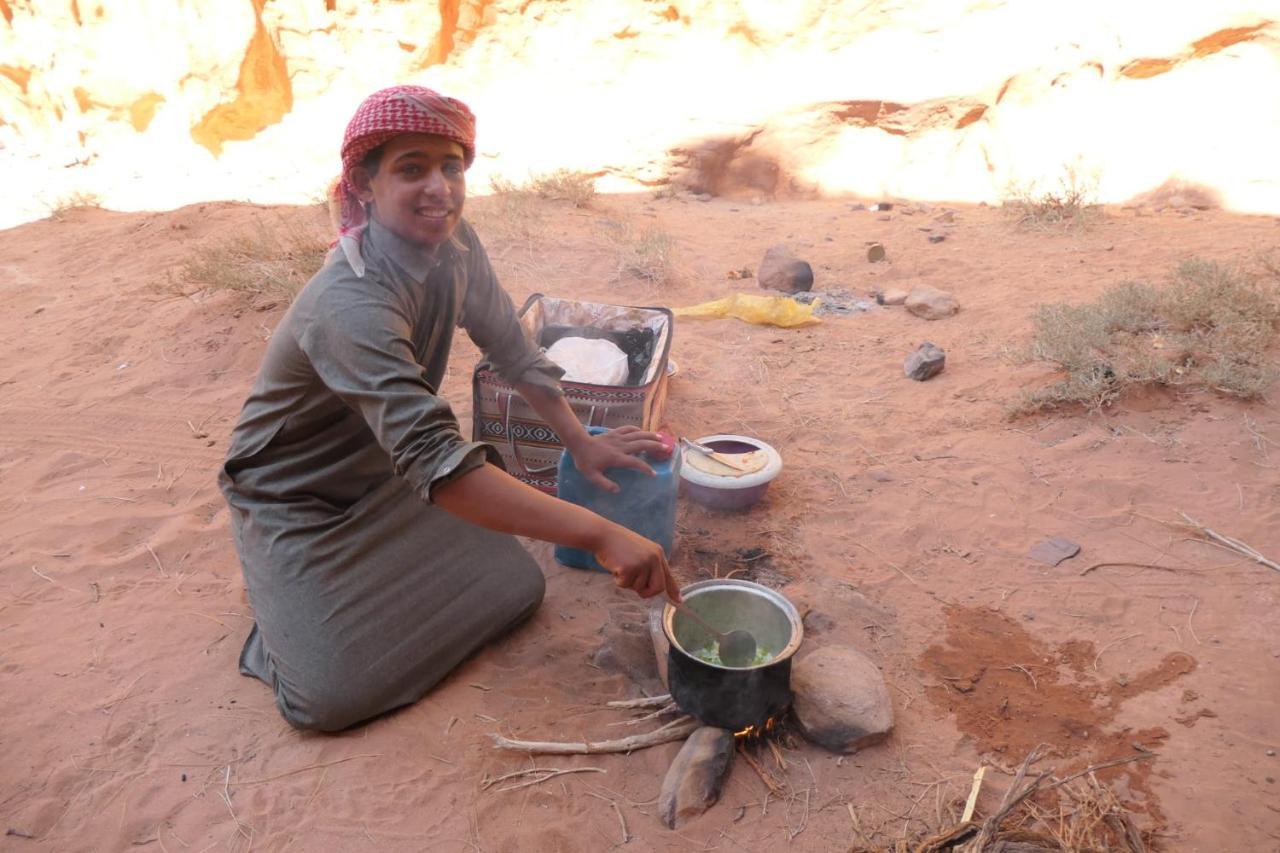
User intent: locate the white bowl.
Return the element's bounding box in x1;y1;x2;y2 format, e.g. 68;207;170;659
679;435;783;510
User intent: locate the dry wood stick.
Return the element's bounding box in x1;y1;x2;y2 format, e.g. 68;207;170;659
146;544;168;577
1045;752;1157;791
492;716;698;755
847;803;875;850
1093;633;1141;673
738;744;785;796
606;694;672;710
585;792;630;844
1178;512;1279;573
969;745;1048;850
482;766;604;792
225;754;379;786
961;765;986;823
607;702;678;727
1078;561;1200;577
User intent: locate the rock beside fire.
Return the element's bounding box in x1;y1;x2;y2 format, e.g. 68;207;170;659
758;244;814;293
791;646;893;753
658;726;736;829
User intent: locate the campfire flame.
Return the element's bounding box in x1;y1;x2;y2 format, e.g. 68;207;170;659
734;715;781;740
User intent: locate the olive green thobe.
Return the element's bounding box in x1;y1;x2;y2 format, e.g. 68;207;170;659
219;216;562;731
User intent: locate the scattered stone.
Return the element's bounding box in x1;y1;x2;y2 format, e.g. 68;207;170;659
935;210;956;223
866;242;886;263
791;646;893;754
905;285;959;320
725;267;753;280
928;234;947;244
867;468;893;483
904;342;946;381
869;202;893;211
694;193;712;202
849;202;867;211
1028;537;1081;567
758;244;814;293
657;726;735;828
875;288;908;306
1268;749;1277;757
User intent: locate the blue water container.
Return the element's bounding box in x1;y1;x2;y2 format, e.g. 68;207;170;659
554;426;681;573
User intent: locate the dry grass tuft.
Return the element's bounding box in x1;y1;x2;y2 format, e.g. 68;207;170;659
650;183;682;201
469;177;546;244
47;191;103;221
846;751;1158;851
488;169;596;207
1011;257;1280;415
526;169;597;207
1003;167;1102;230
179;215;329;307
613;223;679;288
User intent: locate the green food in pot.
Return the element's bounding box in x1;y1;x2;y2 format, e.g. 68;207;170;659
690;643;774;667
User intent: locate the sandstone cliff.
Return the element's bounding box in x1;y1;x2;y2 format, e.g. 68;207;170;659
1;0;1277;226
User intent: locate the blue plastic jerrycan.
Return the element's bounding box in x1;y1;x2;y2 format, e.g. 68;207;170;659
554;426;681;573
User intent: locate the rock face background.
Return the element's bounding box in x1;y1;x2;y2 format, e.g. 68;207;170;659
1;0;1278;226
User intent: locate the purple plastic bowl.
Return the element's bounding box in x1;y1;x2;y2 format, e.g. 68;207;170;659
680;437;782;511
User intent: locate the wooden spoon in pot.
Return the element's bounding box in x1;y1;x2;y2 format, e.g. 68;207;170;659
669;598;758;667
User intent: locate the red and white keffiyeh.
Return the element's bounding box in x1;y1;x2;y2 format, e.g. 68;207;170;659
333;85;476;274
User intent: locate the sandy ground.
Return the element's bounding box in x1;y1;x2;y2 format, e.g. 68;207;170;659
1;192;1278;852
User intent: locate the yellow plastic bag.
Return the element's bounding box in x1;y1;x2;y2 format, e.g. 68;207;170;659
673;293;821;328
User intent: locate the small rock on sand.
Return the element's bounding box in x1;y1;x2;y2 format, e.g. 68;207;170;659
875;288;909;306
1028;537;1081;567
758;244;814;293
905;285;959;320
658;726;735;828
792;646;894;754
904;342;946;381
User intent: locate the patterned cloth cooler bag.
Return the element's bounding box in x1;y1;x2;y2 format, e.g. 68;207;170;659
472;294;673;493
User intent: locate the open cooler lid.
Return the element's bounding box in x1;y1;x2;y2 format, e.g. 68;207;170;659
520;295;672;386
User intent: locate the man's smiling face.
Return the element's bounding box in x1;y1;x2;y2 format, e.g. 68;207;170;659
352;133;466;248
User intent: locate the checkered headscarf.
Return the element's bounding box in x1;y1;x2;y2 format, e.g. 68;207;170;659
333;85;476;274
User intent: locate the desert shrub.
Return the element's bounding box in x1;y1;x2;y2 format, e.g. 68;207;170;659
614;224;678;288
180;215;329;307
526;169;596;207
1012;258;1280;414
1003;167;1101;230
488;170;596;207
47;191;102;220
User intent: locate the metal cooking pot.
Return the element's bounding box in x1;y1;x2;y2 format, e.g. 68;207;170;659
663;578;804;731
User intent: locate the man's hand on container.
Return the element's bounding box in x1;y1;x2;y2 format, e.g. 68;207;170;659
569;425;667;493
